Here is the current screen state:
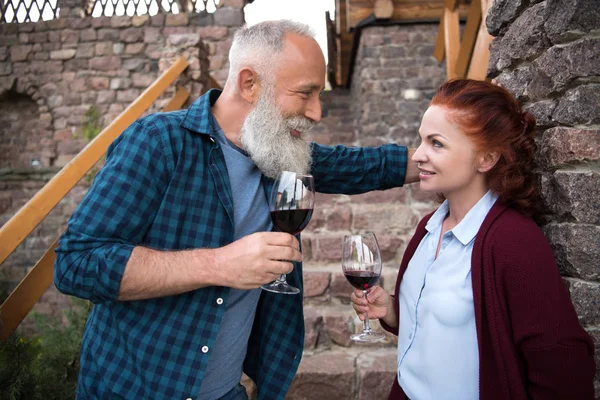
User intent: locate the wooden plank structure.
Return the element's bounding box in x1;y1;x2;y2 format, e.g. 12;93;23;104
330;0;494;86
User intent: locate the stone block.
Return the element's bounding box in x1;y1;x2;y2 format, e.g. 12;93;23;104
97;28;120;42
303;270;330;298
213;7;244;27
79;28;97;42
544;0;600;43
486;0;528;36
353;204;418;233
111;16;132;28
95;41;113;56
120;28;144;43
132;73;155;88
117;89;141;103
97;90;116;104
90;56;122;71
541;170;600;224
313;236;343;262
122;57;145;70
76;43;95;59
165;13;189;27
553;84;600;126
495;66;532;101
287;352;356;400
540;127;600;169
10;44;32;62
323;308;355;347
523;100;557;128
376;235;404;262
488;3;550;75
347;188;407;205
357;350;397;400
303;307;322;350
0;62;11;76
530;39;600;98
88;77;110;90
543;223;600;281
60;29;79;44
50;49;76;60
168;33;201;47
563;278;600;327
196;26;229;40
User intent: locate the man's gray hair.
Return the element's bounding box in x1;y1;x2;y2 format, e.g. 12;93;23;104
227;19;316;84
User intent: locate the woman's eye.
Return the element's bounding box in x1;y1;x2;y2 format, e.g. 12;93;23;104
432;140;443;148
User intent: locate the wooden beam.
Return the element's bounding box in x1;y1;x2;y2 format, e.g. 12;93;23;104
467;0;494;80
0;239;58;340
347;0;470;31
162;87;190;112
0;57;189;266
433;16;445;62
443;6;461;79
455;0;482;78
374;0;394;19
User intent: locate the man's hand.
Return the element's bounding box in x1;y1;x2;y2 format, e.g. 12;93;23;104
213;232;302;290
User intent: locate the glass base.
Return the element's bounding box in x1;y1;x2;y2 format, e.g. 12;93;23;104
261;281;301;295
350;330;385;343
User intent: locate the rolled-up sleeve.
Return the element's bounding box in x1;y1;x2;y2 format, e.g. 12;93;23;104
311;143;408;194
54;119;171;304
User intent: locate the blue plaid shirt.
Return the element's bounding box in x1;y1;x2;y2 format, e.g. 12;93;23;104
54;90;408;400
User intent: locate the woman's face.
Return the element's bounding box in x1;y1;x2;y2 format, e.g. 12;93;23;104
412;106;485;199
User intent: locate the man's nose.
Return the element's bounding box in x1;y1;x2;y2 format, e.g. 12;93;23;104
304;96;322;124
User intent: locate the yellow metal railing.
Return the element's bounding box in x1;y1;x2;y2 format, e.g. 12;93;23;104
0;56;191;340
434;0;494;80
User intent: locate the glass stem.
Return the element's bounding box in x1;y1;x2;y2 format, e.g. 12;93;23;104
362;289;373;333
276;274;287;283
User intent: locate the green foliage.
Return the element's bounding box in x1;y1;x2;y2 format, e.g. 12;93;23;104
76;106;104;186
0;298;90;400
78;106;102;142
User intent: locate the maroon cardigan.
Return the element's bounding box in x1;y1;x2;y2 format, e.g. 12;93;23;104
382;201;596;399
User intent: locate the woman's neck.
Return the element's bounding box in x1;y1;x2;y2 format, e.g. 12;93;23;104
444;185;490;227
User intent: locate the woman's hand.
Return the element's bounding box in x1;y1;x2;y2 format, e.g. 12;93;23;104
350;286;392;321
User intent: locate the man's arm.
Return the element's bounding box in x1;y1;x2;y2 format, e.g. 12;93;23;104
118;232;300;301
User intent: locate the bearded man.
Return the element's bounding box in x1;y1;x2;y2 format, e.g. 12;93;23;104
54;20;418;400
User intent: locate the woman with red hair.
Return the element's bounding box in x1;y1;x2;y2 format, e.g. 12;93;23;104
351;79;596;400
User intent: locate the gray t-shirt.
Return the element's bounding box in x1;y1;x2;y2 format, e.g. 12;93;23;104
197;116;272;399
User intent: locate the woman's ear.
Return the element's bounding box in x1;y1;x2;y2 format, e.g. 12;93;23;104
478;151;500;173
237;67;261;104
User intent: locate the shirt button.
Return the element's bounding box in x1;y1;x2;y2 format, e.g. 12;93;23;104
216;298;223;305
201;346;209;353
408;332;413;339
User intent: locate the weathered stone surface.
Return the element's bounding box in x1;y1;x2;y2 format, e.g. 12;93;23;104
563;278;600;326
322;308;355;347
486;0;527;36
303;270;330;298
165;13;189;27
213;7;244;27
488;3;550;75
553;84;600;126
50;49;76;60
543;223;600;281
544;0;600;43
119;28;144;43
287;352;356;400
353;204;418;232
10;44;33;62
541;170;600;225
90;56;121;71
524;100;557;128
589;329;600;382
312;236;343;262
529;39;600;98
495;65;532;101
167;33;201;47
357;350;397;400
540;127;600;168
303;307;322;350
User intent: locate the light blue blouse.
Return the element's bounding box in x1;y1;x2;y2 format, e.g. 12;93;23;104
397;190;499;400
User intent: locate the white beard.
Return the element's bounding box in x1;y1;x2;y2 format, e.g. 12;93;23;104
240;89;315;179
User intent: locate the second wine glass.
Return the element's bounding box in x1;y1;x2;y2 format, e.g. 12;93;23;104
343;232;385;342
261;171;314;295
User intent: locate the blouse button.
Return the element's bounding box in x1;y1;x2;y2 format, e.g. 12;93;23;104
201;346;209;353
216;297;223;305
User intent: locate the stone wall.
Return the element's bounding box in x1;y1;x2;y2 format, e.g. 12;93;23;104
0;0;244;330
487;0;600;396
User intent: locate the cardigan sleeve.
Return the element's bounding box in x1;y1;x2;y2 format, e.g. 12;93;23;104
492;217;596;399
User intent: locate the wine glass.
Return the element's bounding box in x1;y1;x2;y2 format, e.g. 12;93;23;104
342;232;385;342
261;171;315;294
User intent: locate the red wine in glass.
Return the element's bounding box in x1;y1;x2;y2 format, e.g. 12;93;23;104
342;233;385;342
344;270;379;291
261;171;315;295
270;208;313;235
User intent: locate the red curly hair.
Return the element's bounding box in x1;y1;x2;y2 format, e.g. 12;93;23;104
430;79;542;217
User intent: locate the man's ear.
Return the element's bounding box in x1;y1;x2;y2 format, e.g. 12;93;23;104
478;151;500;173
238;67;261;104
